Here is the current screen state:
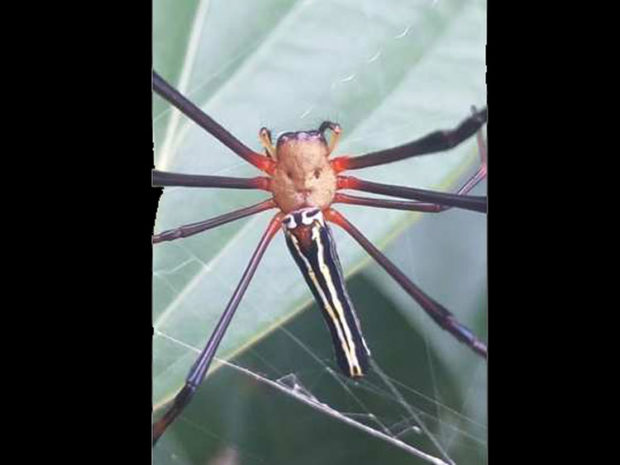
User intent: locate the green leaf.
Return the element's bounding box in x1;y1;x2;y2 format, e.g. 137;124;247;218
153;0;486;463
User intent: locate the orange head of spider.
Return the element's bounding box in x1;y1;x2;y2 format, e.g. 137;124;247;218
270;130;339;213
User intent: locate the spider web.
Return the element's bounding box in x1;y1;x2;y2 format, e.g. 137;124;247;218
152;196;487;465
152;0;487;463
153;250;488;465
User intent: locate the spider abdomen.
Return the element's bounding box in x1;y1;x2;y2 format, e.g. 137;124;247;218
282;207;371;378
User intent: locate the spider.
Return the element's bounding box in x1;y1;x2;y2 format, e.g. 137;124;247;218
151;70;487;445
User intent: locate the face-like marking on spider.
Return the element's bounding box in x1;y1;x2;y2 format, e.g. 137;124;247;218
270;130;338;214
282;207;370;378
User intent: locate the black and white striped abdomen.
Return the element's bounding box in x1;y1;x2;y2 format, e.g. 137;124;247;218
282;207;371;378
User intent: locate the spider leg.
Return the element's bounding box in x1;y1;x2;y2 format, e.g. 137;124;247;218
454;106;487;197
333;112;488;213
334;193;445;213
324;208;487;359
152;170;270;190
152;213;283;445
153;199;276;243
332;107;487;171
153;71;275;174
318;121;342;154
337;176;486;213
258;127;276;159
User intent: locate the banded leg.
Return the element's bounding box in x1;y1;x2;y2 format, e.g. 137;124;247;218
332;107;487;171
334;114;488;213
152;213;283;445
153;199;276;243
325;208;487;359
153;71;275;174
152;170;270;191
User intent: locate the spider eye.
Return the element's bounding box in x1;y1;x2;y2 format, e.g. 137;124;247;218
314;169;321;179
286;171;293;179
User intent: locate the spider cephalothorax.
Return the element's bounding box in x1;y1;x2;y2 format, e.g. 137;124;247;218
263;127;340;213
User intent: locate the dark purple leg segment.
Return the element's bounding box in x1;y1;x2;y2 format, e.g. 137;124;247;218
334;111;488;213
152;213;283;445
343;107;487;170
325;208;487;359
338;176;486;213
334;193;443;213
152;170;270;190
153;71;274;173
153;199;276;243
454;106;487;197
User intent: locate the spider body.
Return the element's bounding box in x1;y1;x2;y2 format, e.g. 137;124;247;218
267;129;338;213
151;69;487;445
